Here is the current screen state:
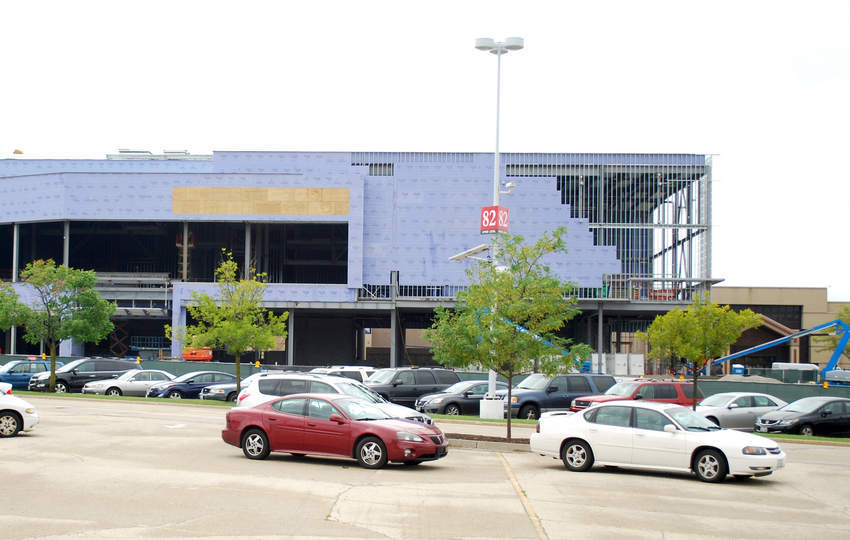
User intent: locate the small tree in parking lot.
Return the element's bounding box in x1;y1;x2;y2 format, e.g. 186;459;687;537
166;250;288;395
425;228;593;439
638;294;761;408
0;260;115;391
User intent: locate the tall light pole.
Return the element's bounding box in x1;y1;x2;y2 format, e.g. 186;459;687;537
474;37;524;412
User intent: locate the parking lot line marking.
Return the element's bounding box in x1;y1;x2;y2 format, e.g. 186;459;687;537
498;452;548;540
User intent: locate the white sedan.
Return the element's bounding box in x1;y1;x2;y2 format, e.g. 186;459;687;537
0;382;39;437
530;400;786;482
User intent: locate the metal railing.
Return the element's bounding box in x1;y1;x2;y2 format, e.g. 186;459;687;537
357;275;711;304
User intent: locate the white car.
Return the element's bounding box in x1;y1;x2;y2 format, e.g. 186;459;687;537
530;400;786;482
81;369;176;396
236;373;433;424
0;382;39;437
696;392;788;431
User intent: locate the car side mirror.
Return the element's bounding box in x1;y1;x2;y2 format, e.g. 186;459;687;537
329;414;346;424
663;424;678;433
546;386;557;393
822;410;832;417
634;394;643;400
186;379;194;384
728;403;739;409
463;391;471;398
392;381;400;387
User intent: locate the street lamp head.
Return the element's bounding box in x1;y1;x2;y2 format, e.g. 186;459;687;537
475;37;497;51
504;37;524;51
475;36;524;55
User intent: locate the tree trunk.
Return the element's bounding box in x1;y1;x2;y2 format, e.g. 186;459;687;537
235;353;241;395
49;342;57;392
692;360;700;411
506;372;513;440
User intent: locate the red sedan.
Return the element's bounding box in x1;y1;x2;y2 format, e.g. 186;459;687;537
222;393;449;468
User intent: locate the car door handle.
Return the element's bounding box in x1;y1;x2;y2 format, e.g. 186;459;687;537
307;422;317;427
635;433;645;438
268;418;277;422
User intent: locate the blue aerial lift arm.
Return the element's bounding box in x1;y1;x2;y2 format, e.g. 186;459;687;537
712;319;850;377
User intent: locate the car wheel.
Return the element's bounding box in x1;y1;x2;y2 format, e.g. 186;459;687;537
0;412;22;437
226;392;237;402
798;424;815;436
706;416;720;426
444;404;461;416
561;439;594;472
242;428;270;460
694;449;728;483
54;381;68;393
355;436;388;469
519;404;539;420
106;387;122;397
167;390;183;399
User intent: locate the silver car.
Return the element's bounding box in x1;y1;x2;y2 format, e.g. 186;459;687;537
81;369;176;397
696;392;787;431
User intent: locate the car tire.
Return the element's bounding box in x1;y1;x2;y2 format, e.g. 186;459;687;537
106;387;122;397
444;404;461;416
54;381;68;393
242;428;270;460
226;392;237;402
0;411;22;437
167;390;183;399
519;404;539;420
561;439;594;472
355;436;388;469
694;449;728;483
798;424;815;436
706;416;720;426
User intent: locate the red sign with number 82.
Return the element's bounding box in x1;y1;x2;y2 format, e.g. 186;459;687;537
480;206;509;234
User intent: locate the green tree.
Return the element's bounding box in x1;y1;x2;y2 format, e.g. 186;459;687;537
167;251;288;395
813;305;850;362
0;260;115;391
638;294;762;408
425;228;593;439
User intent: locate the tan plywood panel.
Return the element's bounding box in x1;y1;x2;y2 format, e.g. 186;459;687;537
173;187;349;215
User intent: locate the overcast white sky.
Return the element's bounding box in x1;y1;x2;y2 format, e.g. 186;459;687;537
2;1;849;299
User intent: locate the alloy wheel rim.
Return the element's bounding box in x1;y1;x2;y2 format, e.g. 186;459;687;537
361;442;383;465
698;455;719;479
169;392;181;399
246;434;264;456
55;385;66;393
447;406;459;415
108;390;119;396
567;445;586;467
0;416;16;436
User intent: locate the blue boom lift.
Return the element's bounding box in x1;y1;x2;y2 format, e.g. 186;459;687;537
712;319;850;384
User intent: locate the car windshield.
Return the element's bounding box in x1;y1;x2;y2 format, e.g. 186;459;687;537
698;394;732;407
442;381;476;394
665;406;721;431
56;359;87;373
116;370;142;381
335;398;392;420
605;382;640;397
367;369;397;384
336;382;382;403
174;372;204;382
516;374;550;390
780;397;827;414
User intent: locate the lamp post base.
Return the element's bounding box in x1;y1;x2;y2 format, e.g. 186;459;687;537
480;398;504;419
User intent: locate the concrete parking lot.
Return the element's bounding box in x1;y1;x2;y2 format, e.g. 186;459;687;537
2;397;850;539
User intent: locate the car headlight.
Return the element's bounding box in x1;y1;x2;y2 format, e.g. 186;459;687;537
430;397;443;404
396;431;424;442
742;446;767;455
776;419;797;426
210;389;225;394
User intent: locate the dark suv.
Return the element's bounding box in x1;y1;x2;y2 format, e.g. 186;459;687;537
365;367;461;406
28;357;138;393
504;373;617;419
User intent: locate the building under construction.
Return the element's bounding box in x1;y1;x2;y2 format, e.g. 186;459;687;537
0;150;714;367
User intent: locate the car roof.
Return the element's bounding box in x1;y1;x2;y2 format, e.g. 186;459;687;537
593;400;680;412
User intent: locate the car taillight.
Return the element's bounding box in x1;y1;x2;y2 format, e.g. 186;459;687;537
238;393;249;402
